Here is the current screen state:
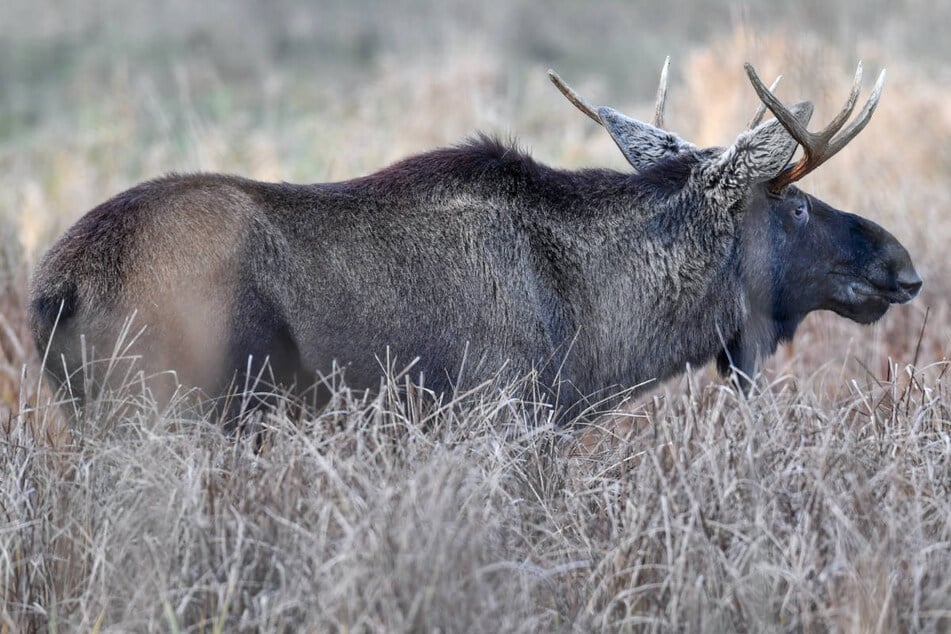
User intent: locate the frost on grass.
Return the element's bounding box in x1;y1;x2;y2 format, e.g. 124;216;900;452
2;361;949;633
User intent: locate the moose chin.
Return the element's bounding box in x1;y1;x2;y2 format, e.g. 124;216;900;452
30;60;920;424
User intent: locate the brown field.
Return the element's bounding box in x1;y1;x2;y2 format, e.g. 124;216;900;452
1;1;949;631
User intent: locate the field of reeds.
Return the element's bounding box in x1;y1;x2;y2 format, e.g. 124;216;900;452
1;1;949;631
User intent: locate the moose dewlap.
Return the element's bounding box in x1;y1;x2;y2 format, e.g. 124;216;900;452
30;61;920;422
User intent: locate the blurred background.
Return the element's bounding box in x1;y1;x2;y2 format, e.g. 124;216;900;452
1;0;948;409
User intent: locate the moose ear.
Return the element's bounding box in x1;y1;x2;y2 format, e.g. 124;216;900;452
597;106;696;172
706;101;814;197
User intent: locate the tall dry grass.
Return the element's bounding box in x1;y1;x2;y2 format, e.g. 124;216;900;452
4;356;949;631
1;5;950;632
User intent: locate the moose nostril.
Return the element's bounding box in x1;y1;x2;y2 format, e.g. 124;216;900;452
897;273;922;297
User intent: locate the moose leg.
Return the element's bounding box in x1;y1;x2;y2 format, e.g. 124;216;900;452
218;286;309;432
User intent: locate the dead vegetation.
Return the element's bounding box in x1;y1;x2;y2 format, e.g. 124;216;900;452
3;351;949;631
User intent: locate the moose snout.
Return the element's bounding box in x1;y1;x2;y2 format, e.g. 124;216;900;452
875;226;922;303
895;269;923;301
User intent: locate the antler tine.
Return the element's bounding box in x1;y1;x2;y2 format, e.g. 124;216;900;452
817;61;864;141
548;69;603;125
826;67;886;155
744;63;813;147
652;56;670;129
747;74;782;129
550;59;674;130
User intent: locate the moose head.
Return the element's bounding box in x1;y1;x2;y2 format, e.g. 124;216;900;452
549;60;921;385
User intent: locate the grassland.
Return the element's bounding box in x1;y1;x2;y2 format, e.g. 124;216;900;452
1;1;949;631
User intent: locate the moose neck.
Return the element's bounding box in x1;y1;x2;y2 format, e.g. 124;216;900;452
521;161;749;397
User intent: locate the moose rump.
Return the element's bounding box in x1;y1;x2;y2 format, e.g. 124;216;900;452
30;177;253;412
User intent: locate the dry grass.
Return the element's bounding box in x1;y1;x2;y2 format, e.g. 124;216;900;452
2;3;950;632
4;351;950;631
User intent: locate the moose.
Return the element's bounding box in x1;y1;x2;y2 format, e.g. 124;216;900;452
30;61;921;422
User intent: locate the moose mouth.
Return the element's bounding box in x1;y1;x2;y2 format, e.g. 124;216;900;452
832;276;921;324
848;280;919;305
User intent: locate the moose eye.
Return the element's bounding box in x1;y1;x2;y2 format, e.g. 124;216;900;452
791;201;809;224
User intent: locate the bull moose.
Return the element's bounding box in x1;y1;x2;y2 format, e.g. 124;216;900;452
30;60;921;422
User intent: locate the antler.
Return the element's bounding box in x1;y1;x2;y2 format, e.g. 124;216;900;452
652;57;670;129
548;56;672;129
547;69;602;124
746;74;783;129
745;61;886;192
